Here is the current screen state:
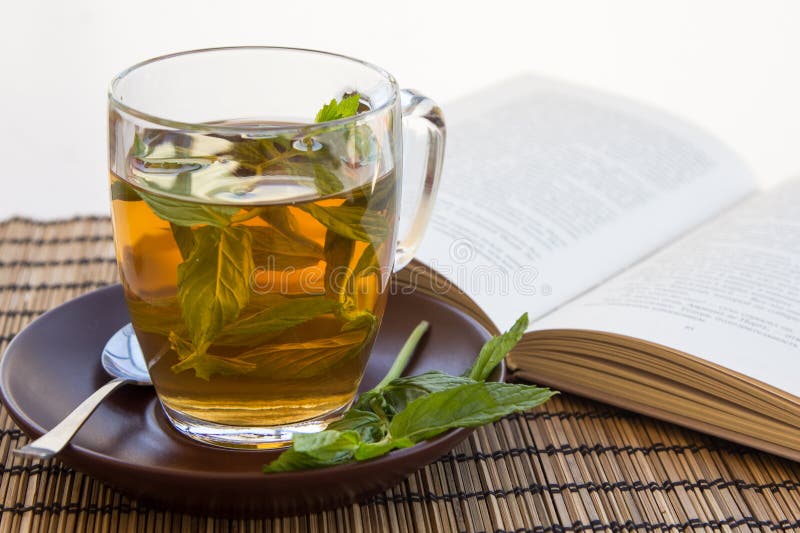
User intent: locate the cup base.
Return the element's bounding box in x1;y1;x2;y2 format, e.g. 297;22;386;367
161;401;352;450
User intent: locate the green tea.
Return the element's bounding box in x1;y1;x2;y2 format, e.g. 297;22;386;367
110;123;396;438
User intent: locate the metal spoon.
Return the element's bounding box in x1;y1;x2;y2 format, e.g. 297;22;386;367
14;323;151;459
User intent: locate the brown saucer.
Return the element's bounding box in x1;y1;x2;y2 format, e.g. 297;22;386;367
0;284;500;517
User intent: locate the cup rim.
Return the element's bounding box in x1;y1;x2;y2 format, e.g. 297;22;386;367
108;46;400;134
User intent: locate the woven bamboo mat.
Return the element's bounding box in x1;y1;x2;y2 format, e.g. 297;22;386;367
1;217;799;532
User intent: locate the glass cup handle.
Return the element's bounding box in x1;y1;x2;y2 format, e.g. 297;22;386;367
393;89;447;272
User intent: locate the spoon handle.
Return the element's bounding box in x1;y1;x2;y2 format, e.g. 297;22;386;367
13;377;130;460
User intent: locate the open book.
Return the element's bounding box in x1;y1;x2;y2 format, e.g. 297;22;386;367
411;75;800;461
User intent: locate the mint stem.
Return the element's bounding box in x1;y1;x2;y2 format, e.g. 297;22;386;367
372;321;430;391
230;207;269;224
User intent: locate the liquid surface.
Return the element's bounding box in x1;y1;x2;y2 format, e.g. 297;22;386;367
110;122;396;428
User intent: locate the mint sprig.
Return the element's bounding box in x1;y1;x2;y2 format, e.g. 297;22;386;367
314;93;361;123
263;313;557;473
112;93;378;381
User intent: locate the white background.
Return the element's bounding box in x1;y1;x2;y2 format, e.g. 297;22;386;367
1;0;799;219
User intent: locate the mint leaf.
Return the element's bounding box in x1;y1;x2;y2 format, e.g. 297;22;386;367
249;225;324;271
168;330;194;359
314;100;341;124
390;382;556;443
354;437;402;461
139;190;239;227
340;307;377;334
168;330;257;380
237;329;366;361
263;430;362;472
335;299;379;364
314;93;361;123
326;409;385;442
111;180;142;202
226;134;346;199
312;163;344;196
332;245;381;332
351;245;378;280
350;172;396;212
344;123;377;164
336;94;361;119
323;227;355;298
379;371;477;414
170;223;195;260
299;203;388;244
126;297;184;337
335;244;379;305
171;351;257;381
218;297;337;342
466;313;529;381
258;207;324;259
226;136;292;173
294;429;359;457
351;371;474;421
258;206;300;235
235;329;368;378
352;320;432;413
264;414;391;470
177;225;254;349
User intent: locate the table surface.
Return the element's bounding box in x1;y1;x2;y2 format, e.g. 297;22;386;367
2;0;800;219
1;217;799;532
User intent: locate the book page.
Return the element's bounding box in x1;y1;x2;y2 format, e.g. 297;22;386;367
415;74;757;329
536;179;800;396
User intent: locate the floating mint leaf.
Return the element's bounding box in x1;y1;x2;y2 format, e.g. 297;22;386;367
170;223;195;260
258;206;300;234
168;331;256;380
249;226;324;271
311;163;344;196
314;93;361;123
218;297;338;342
352;245;377;279
177;225;254;349
258;207;323;257
111;180;142;202
226;136;292;173
171;351;257;381
235;329;368;379
126;297;184;337
323;228;354;299
349;172;396;212
299;203;388;244
138;190;239;227
168;330;194;360
340;307;377;334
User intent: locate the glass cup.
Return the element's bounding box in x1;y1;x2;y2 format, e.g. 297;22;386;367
107;47;444;449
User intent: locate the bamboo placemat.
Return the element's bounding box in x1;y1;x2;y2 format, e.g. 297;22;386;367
1;216;799;532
